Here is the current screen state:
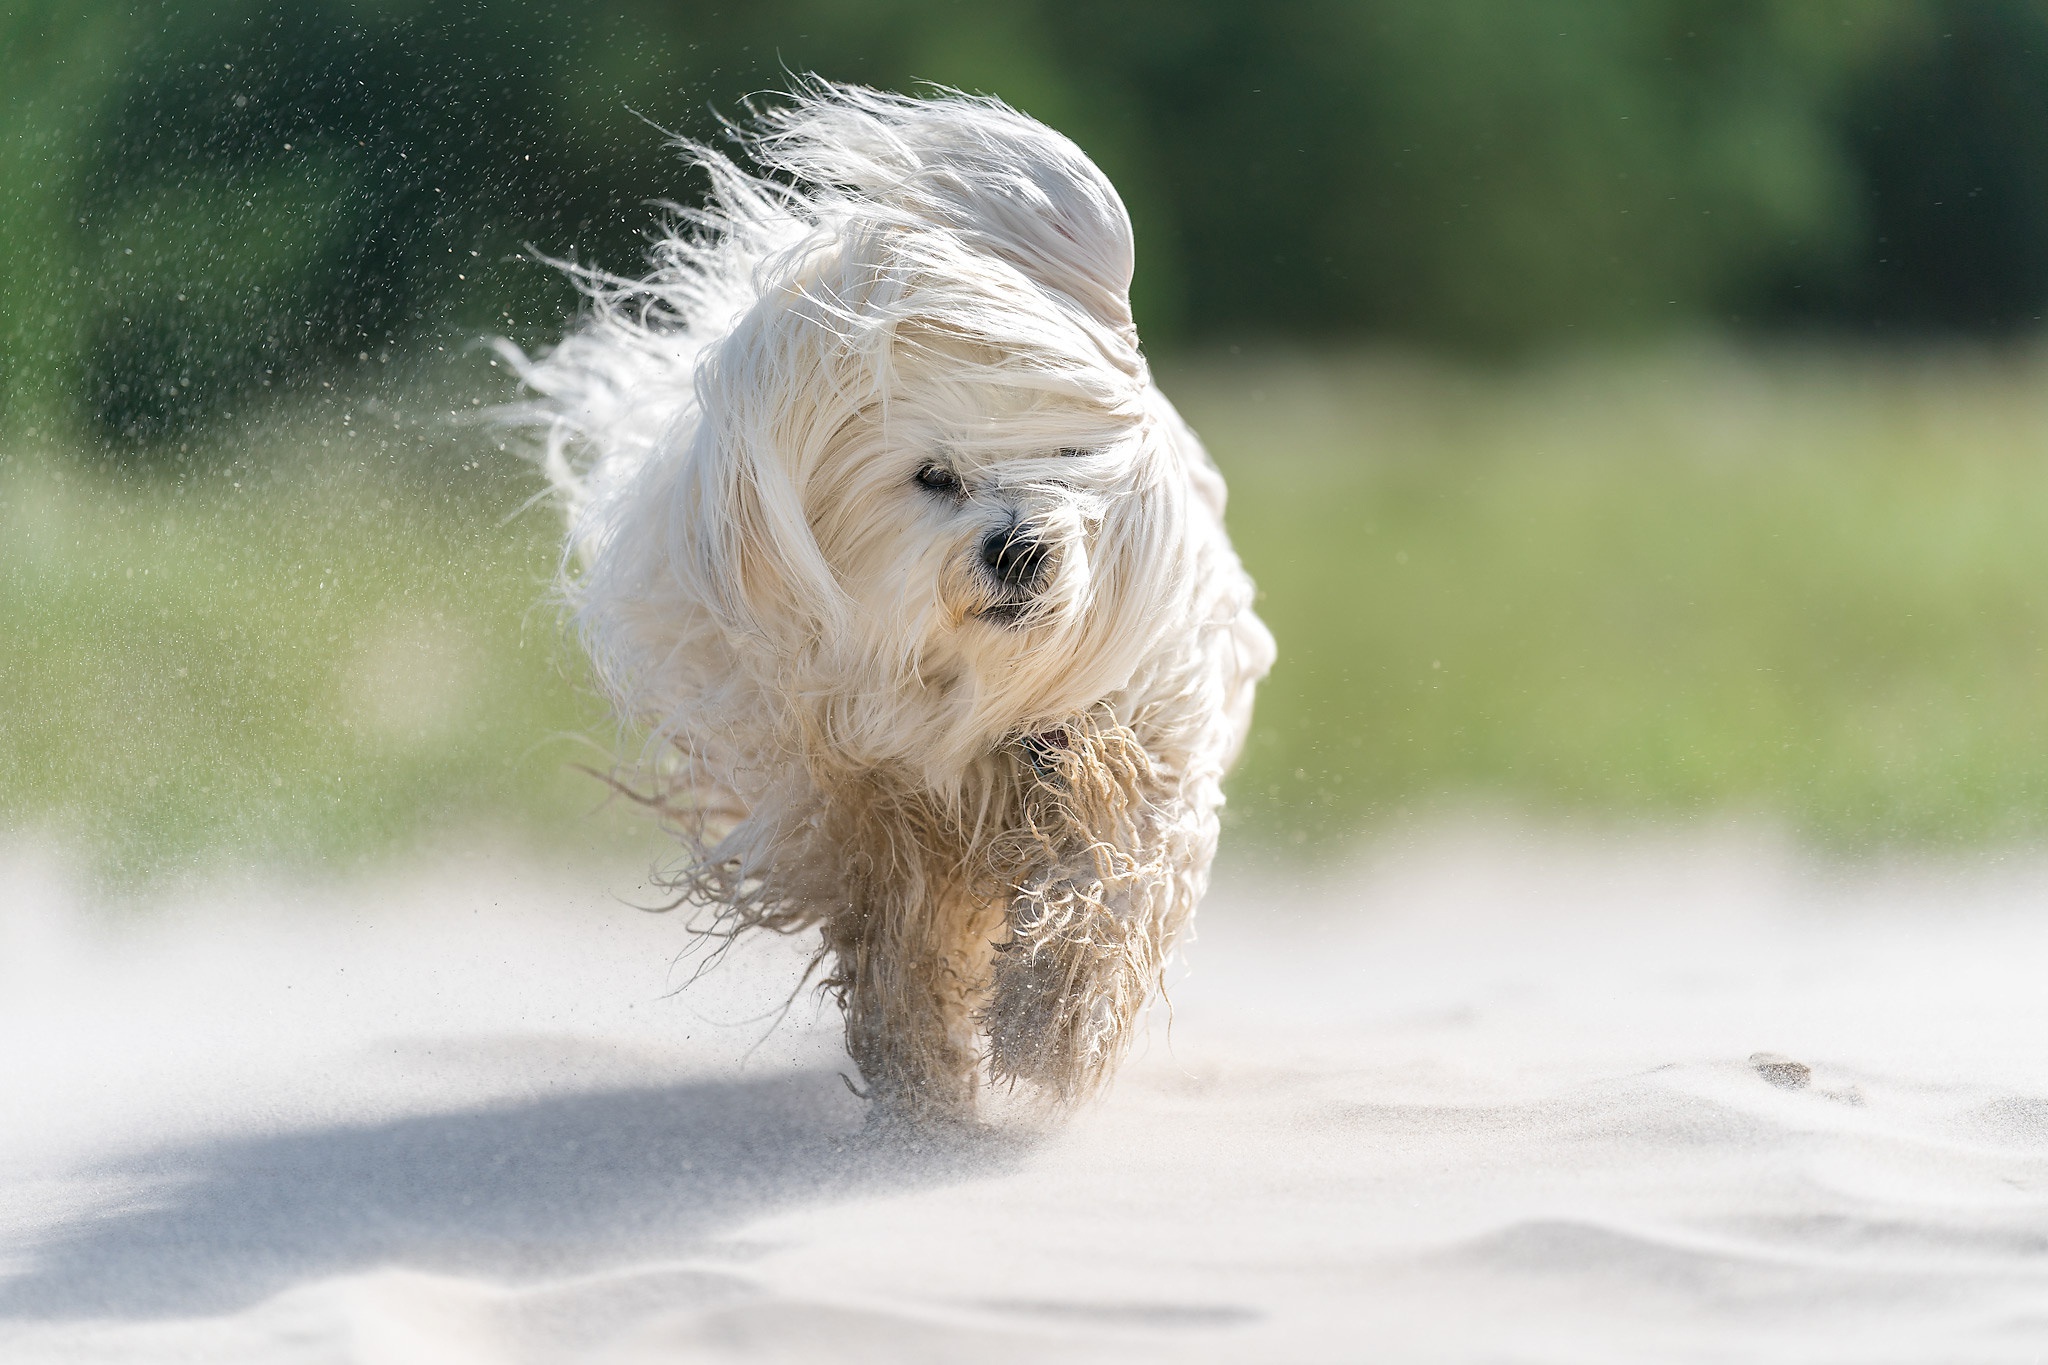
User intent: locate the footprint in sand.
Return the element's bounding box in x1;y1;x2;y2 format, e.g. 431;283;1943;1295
1750;1051;1864;1106
1749;1052;1811;1090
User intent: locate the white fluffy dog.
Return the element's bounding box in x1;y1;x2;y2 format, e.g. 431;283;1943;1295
508;82;1272;1123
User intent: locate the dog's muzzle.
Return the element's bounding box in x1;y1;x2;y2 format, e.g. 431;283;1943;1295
982;521;1051;590
978;520;1052;626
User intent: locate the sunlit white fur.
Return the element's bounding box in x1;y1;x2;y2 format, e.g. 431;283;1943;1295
505;83;1272;1122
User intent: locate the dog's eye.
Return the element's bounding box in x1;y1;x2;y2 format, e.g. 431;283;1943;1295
913;463;962;494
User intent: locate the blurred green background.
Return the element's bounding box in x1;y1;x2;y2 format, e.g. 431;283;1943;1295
10;0;2048;880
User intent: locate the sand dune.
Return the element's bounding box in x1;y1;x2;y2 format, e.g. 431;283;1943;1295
5;825;2048;1362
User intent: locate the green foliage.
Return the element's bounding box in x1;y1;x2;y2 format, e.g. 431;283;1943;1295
87;158;365;440
0;4;140;441
1021;0;1914;346
1817;0;2048;332
0;0;2008;453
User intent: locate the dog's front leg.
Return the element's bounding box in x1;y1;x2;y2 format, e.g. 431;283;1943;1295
983;724;1193;1103
985;858;1174;1102
824;880;995;1125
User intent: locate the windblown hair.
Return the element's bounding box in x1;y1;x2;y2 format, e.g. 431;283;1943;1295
505;82;1272;1122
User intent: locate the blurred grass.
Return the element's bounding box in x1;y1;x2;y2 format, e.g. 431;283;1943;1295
1184;344;2048;849
0;390;653;883
8;344;2048;881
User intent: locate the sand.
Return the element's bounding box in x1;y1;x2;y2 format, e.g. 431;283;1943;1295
4;823;2048;1363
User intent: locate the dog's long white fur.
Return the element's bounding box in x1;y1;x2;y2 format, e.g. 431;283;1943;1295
504;82;1272;1121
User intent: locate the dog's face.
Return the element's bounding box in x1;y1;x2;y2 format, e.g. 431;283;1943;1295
683;256;1195;785
832;364;1185;734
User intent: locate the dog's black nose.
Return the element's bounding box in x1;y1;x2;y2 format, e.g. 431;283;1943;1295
982;522;1051;589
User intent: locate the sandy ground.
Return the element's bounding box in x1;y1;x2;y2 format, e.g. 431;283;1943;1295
4;823;2048;1363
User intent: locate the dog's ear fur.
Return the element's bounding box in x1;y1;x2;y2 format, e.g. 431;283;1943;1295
678;277;856;647
755;82;1139;345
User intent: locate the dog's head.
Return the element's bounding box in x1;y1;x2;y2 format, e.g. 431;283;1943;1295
589;87;1213;789
520;88;1241;797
